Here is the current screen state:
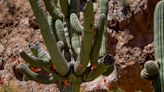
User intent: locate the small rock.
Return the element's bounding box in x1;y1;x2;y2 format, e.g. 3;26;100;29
0;43;4;54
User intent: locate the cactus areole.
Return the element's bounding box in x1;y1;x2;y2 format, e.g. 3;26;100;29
17;0;115;92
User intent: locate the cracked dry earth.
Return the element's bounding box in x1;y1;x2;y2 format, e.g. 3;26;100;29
0;0;160;92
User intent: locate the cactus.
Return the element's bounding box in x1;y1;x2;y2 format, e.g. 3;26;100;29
16;0;115;92
140;1;164;92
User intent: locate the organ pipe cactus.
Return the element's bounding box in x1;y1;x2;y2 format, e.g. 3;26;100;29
16;0;115;92
140;1;164;92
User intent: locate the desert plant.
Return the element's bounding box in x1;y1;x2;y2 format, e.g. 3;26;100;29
140;1;164;92
16;0;115;92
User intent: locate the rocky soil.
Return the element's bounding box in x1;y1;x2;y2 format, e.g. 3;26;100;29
0;0;160;92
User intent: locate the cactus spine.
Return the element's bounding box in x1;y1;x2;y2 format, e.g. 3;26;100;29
140;1;164;92
16;0;115;92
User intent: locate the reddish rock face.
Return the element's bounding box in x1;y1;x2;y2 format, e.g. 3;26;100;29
107;0;159;92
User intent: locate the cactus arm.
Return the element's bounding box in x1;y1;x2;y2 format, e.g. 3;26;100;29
30;47;38;57
20;50;52;67
83;55;114;81
43;0;63;20
90;14;106;65
70;0;79;14
57;41;65;51
140;67;161;92
141;2;164;91
28;43;55;73
144;61;159;77
47;15;59;41
83;64;109;81
98;0;109;57
99;31;108;58
154;1;164;91
63;20;72;49
102;64;114;76
99;0;108;15
70;13;84;34
55;19;67;44
102;54;115;76
28;0;69;76
140;60;159;80
83;0;94;32
71;33;81;55
29;42;51;61
59;0;69;18
140;69;155;80
74;0;94;75
152;75;161;92
18;64;59;84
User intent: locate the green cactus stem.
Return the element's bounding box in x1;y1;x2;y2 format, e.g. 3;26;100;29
20;50;52;67
70;13;84;34
103;54;115;76
90;14;106;65
99;0;108;15
140;1;164;92
29;42;51;61
74;0;94;75
99;31;108;57
17;0;115;92
83;54;114;81
57;41;65;51
140;60;159;80
28;0;69;76
47;15;59;41
154;1;164;92
59;0;69;18
43;0;63;20
70;0;79;14
144;60;159;77
55;19;67;44
140;68;155;80
18;64;59;84
58;73;82;92
71;33;81;55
